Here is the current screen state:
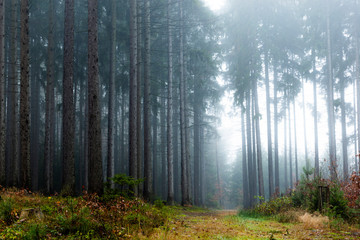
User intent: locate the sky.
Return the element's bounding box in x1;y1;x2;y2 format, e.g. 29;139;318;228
201;0;226;12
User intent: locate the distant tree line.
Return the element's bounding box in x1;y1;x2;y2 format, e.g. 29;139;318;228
225;0;360;208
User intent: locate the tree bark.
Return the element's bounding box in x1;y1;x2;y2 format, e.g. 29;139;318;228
253;78;264;199
143;0;153;200
136;0;143;197
0;0;5;186
19;0;30;189
246;90;254;205
129;0;138;196
288;96;292;188
88;0;103;194
167;0;174;205
107;0;116;185
293;99;298;183
45;0;55;194
241;109;249;208
7;0;18;187
152;92;158;196
355;22;360;171
312;49;320;176
340;76;348;179
264;51;273;197
62;0;75;195
160;85;166;199
273;64;280;193
179;0;190;206
194;80;200;205
301;78;309;169
326;5;337;180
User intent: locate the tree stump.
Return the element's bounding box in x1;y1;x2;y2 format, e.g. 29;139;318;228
318;185;330;212
19;208;44;222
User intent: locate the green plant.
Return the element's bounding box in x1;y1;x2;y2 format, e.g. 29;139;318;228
154;199;165;209
253;196;293;216
0;226;24;239
56;206;93;235
0;198;16;225
103;174;144;200
23;224;48;240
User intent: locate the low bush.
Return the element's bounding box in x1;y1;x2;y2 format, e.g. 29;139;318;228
253;196;293;216
103;173;144;200
0;198;16;225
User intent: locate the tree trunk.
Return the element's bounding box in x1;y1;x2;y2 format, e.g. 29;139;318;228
0;0;5;186
120;90;126;174
45;0;55;194
288;96;293;188
173;87;180;202
251;92;257;197
284;99;288;190
143;0;152;200
340;76;348;179
152;92;158;197
273;64;280;193
356;23;360;171
293;99;298;183
241;109;249;208
30;61;39;191
167;0;174;205
301;78;309;169
7;0;18;187
179;0;190;206
326;5;337;180
160;85;166;199
62;0;75;195
107;0;116;185
88;0;103;194
19;0;30;189
264;51;273;197
129;0;138;196
312;49;320;176
246;90;254;206
136;0;143;197
253;78;264;199
194;81;200;205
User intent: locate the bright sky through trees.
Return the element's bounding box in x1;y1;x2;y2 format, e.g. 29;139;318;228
201;0;226;12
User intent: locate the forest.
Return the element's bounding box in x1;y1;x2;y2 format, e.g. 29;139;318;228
0;0;360;238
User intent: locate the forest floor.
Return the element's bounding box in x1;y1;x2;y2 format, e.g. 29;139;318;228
0;188;359;239
148;208;360;239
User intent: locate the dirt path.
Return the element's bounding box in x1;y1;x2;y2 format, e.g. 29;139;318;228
148;209;360;239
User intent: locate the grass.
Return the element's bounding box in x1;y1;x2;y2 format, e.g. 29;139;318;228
0;188;359;239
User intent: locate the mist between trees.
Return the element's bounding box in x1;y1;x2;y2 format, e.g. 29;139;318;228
0;0;359;209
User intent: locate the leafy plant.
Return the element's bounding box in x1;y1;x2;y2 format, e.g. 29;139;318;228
253;196;293;216
0;198;17;225
23;224;48;240
104;174;144;200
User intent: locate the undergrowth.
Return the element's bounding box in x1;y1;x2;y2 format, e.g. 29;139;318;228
244;168;359;225
0;187;176;239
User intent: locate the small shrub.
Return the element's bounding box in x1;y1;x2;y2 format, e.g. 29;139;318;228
23;224;48;240
103;174;144;200
154;199;165;209
56;206;94;235
0;198;16;225
0;226;24;239
253;196;293;216
274;211;299;223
